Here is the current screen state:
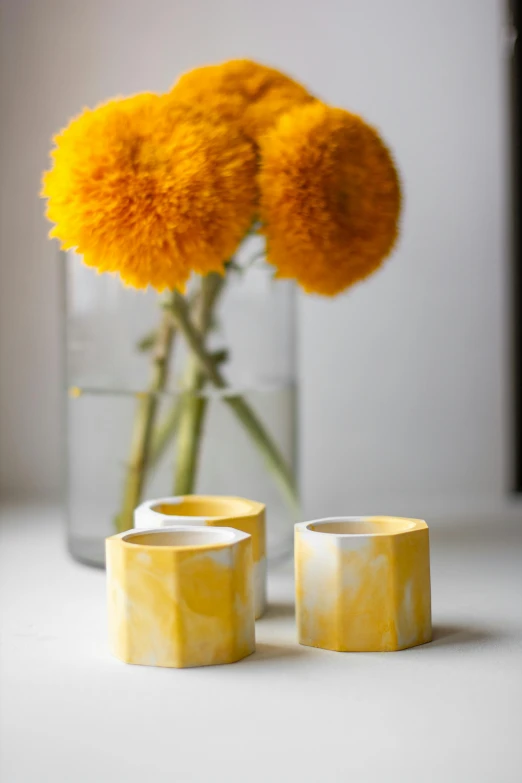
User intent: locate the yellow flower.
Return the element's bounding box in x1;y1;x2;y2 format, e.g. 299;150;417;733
42;93;258;291
170;59;314;142
259;102;402;296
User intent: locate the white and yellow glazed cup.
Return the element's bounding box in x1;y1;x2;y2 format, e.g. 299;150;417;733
106;525;255;668
295;516;432;652
134;495;266;618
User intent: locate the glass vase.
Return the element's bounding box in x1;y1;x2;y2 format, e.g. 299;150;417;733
63;249;298;567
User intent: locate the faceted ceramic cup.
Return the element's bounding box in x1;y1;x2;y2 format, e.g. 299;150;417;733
107;525;255;668
295;516;432;652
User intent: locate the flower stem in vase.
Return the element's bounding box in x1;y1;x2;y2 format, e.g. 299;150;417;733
114;292;176;533
172;385;206;495
168;290;300;515
147;349;227;477
173;273;226;495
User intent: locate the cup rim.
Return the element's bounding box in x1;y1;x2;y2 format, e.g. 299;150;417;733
295;516;427;537
135;495;265;527
107;524;250;551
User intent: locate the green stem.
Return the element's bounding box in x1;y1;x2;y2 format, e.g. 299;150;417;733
173;390;207;494
168;291;300;514
147;349;228;476
172;274;225;494
114;293;176;533
226;395;299;514
148;396;184;469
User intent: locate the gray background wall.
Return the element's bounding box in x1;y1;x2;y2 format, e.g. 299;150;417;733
0;0;515;520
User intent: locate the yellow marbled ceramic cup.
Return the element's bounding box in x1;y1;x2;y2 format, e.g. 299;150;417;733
106;525;255;668
295;516;432;652
134;495;266;618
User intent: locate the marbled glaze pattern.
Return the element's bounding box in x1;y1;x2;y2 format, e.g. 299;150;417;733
107;527;255;668
295;516;432;652
134;495;267;618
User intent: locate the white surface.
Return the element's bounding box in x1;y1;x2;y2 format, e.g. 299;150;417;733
1;505;521;783
0;0;513;520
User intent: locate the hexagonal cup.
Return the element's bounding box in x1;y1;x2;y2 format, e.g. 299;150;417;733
134;495;266;618
106;525;255;668
295;516;432;652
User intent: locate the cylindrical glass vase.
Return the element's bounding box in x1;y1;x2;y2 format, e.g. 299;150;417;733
63;251;298;567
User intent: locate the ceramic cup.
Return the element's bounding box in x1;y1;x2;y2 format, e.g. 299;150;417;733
134;495;266;618
295;516;432;652
106;525;255;668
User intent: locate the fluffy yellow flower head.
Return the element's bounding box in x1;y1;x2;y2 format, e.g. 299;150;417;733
170;59;314;142
42;93;258;291
259;102;401;296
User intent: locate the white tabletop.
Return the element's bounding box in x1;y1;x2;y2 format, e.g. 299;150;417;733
1;506;521;782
